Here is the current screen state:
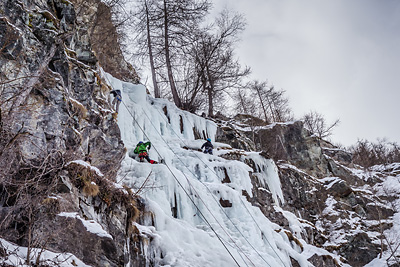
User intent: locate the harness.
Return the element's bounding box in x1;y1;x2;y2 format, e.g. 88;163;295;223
139;152;148;157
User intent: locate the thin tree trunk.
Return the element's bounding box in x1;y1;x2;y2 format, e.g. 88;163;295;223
205;64;214;117
187;68;203;109
255;85;269;123
26;225;31;264
145;0;160;98
26;208;32;265
265;93;277;122
238;89;248;114
163;0;182;108
207;86;213;117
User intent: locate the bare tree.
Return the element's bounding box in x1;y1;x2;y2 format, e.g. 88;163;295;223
252;81;271;123
302;110;340;139
233;80;292;124
144;0;161;98
133;0;211;107
191;9;250;116
267;86;292;122
349;139;400;168
234;87;252;115
130;0;162;97
130;3;251;115
162;0;181;107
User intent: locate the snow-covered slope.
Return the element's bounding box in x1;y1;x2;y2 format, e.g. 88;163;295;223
106;74;313;266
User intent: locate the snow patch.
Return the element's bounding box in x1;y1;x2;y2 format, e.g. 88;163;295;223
0;238;91;267
246;152;285;205
58;212;112;239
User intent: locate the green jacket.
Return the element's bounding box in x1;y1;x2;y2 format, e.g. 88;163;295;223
134;142;151;154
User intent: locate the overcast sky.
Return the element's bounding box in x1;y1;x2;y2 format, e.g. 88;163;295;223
212;0;400;146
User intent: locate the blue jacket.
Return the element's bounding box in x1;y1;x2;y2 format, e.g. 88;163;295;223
201;141;213;149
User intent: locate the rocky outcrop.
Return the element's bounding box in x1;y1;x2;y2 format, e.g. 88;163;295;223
70;0;140;83
0;0;146;266
215;116;397;266
250;121;330;177
215;124;255;151
216;119;331;177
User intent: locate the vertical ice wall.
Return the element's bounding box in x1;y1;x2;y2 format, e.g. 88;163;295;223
105;73;310;267
245;152;285;206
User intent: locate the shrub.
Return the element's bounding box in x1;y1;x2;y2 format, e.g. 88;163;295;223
82;180;100;196
349;139;400;168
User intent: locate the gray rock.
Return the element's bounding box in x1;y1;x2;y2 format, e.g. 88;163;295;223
323;147;353;166
215;124;255;151
339;233;380;267
327;179;353;198
0;0;141;265
308;254;340;267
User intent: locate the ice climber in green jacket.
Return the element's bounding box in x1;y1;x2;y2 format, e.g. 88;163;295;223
134;141;157;164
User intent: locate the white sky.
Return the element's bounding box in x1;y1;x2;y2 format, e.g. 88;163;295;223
213;0;400;146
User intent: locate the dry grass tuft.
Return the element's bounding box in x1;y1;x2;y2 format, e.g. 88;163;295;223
276;229;304;251
69;98;87;119
41;197;61;214
66;160;142;234
112;112;118;120
83;180;100;196
129;199;140;222
66;161;99;197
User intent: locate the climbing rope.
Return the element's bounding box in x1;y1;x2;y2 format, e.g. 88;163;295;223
150;104;288;267
139;107;261;267
102;72;286;266
119;100;243;267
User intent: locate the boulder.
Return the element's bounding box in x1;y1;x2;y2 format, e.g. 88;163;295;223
339;233;380;267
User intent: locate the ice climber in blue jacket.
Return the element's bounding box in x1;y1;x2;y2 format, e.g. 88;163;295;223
201;138;213;155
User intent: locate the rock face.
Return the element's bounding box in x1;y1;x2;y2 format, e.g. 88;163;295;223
0;1;146;266
216;116;396;266
70;0;140;83
250;121;330;177
0;0;126;175
217;120;331;177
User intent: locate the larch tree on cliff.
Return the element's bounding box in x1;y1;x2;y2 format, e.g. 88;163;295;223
160;0;210;108
302;110;340;139
132;0;211;107
251;81;292;123
192;10;250;117
233;80;293;124
145;0;160;98
131;0;161;98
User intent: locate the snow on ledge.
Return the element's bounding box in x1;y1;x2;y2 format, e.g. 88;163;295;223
300;240;351;267
320;177;342;189
58;212;112;239
0;238;91;267
370;162;400;172
66;160;104;177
